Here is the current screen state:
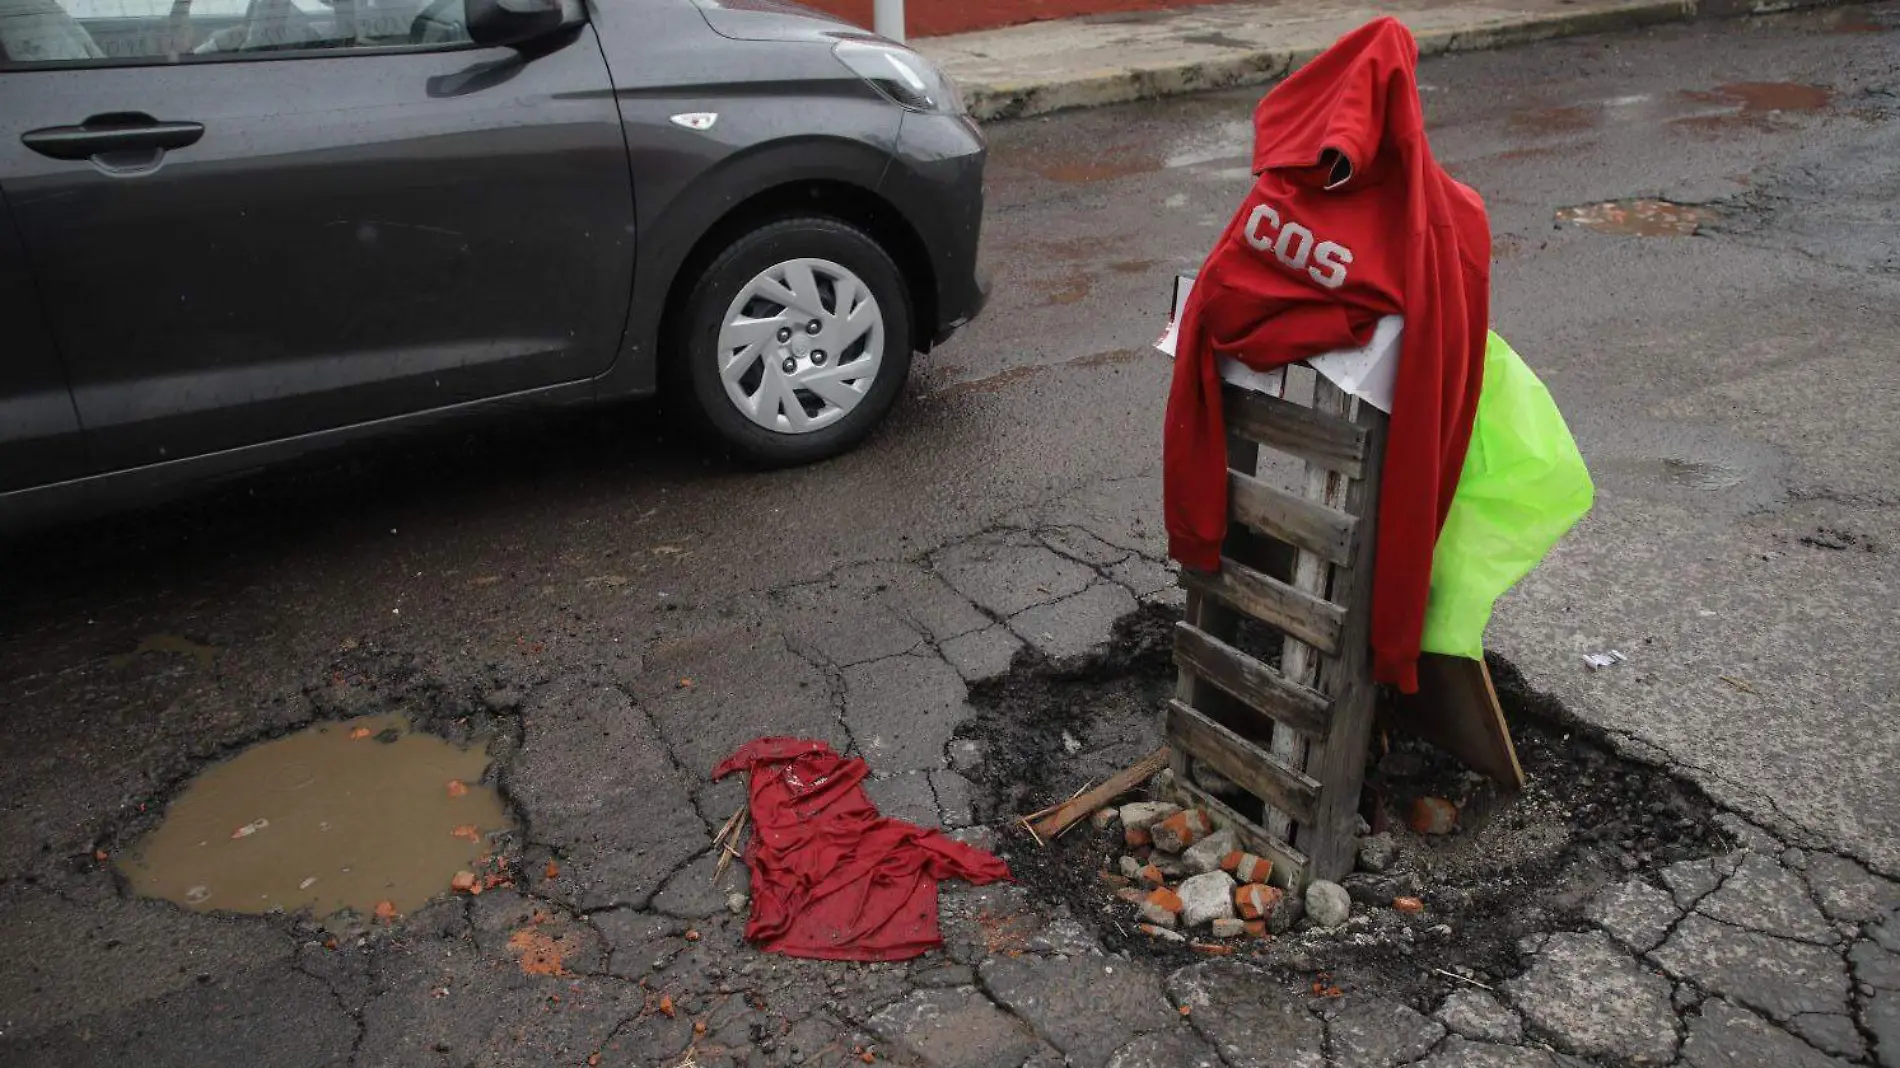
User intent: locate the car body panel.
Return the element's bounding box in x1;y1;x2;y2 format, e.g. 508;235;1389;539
0;188;87;493
0;26;634;473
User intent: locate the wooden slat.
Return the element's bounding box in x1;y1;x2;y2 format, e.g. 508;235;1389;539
1028;747;1173;840
1222;385;1367;478
1181;556;1344;655
1173;621;1330;737
1172;778;1307;891
1228;469;1357;566
1299;391;1391;883
1391;655;1525;790
1166;699;1320;825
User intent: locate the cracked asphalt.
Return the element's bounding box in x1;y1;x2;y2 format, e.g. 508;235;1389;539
3;6;1900;1066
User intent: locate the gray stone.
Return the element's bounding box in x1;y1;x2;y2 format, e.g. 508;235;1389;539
726;892;749;915
1167;961;1325;1068
931;534;1095;618
1179;871;1237;928
1183;827;1240;875
1651;915;1851;1021
1140;898;1179;929
1121;856;1144;879
1682;999;1850;1068
1119;801;1180;831
1105;1029;1223;1068
1789;1012;1869;1060
1306;880;1351;929
1864;988;1900;1068
1328;996;1446;1068
979;957;1177;1068
1009;582;1140;662
1853;940;1900;990
1805;853;1900;923
1152;851;1188;878
1660;855;1738;909
1141;924;1186;943
931;769;979;827
1697;853;1834;943
1269;891;1305;935
844;654;973;773
1356;833;1399;874
941;626;1024;683
1504;931;1678;1063
1587;877;1682;953
1410;1037;1561;1068
866;988;1051;1068
1436;989;1523;1044
1211;918;1248;938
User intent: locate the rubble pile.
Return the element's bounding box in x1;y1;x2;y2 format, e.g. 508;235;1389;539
1094;800;1300;952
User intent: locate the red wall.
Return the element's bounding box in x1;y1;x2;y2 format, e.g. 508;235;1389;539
798;0;1239;38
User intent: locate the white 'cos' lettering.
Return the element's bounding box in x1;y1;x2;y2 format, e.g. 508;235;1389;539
1244;203;1353;289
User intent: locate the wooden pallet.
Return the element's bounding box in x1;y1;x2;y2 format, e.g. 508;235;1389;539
1167;374;1387;890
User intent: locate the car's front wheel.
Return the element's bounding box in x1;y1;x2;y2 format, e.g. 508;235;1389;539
680;217;913;466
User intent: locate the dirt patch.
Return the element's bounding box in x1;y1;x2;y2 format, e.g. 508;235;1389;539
957;608;1732;999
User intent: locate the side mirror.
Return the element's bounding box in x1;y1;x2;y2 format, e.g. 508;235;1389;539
466;0;580;47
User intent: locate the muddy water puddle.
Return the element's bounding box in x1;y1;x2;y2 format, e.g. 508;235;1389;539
121;714;508;920
1556;198;1715;237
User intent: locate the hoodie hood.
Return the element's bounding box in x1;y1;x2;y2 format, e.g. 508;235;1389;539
1250;17;1423;190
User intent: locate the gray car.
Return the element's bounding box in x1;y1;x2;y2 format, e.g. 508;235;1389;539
0;0;987;526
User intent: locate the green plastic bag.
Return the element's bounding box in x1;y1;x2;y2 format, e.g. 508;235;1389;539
1419;332;1593;660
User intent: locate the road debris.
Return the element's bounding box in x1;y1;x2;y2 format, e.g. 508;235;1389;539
230;818;268;839
1582;650;1628;670
1408;796;1459;835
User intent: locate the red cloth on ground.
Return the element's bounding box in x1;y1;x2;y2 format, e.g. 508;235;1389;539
711;738;1011;961
1162;16;1491;693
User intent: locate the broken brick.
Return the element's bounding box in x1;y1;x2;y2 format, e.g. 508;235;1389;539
1234;883;1283;920
446;779;469;798
1210;917;1248;938
1140;888;1183;928
1227;852;1273;885
1243;920;1267;938
1124;826;1153;849
1191;942;1235;956
451;871;478;893
1393;896;1425;914
1115;887;1147;905
1138;923;1185;943
1152;809;1213;853
1091;807;1119;831
1408;796;1457;835
1138;864;1167;888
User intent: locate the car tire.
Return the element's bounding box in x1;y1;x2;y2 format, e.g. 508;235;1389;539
678;216;914;467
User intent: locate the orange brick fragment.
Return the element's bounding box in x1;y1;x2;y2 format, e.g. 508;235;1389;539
1219;850;1246;873
450;825;481;842
1191;942;1235;956
1230;853;1273;884
1145;888;1183;914
1152;809;1213;852
1408;796;1458;835
446;779;469;798
349;726;372;740
1234;883;1283;921
373;900;398;923
451;871;478;893
1243;920;1268;938
658;994;676;1018
545;860;560;880
1138;864;1167;888
1124;826;1152;849
1393;896;1425;914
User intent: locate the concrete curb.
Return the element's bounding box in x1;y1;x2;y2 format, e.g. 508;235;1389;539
945;0;1846;121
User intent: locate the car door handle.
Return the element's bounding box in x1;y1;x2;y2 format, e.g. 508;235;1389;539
21;115;204;161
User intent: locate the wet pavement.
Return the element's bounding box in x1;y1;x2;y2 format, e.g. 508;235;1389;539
4;6;1900;1066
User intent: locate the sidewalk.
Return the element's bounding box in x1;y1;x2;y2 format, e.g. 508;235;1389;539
920;0;1774;120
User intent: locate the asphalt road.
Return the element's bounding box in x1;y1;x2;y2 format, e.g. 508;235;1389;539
2;7;1897;1066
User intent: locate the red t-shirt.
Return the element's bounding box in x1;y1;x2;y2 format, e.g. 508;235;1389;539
1163;17;1490;694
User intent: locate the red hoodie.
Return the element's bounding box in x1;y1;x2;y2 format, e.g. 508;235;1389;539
1163;17;1490;694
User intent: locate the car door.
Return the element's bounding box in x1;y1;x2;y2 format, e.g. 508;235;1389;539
0;0;635;474
0;186;86;494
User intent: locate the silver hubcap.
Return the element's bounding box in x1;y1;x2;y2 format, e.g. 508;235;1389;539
716;257;885;435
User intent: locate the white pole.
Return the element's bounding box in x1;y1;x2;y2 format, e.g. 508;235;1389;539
873;0;904;42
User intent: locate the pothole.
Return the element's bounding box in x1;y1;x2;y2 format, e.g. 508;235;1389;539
1556;199;1717;237
957;606;1732;1000
119;713;510;922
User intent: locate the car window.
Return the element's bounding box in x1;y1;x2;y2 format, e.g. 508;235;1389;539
0;0;471;67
